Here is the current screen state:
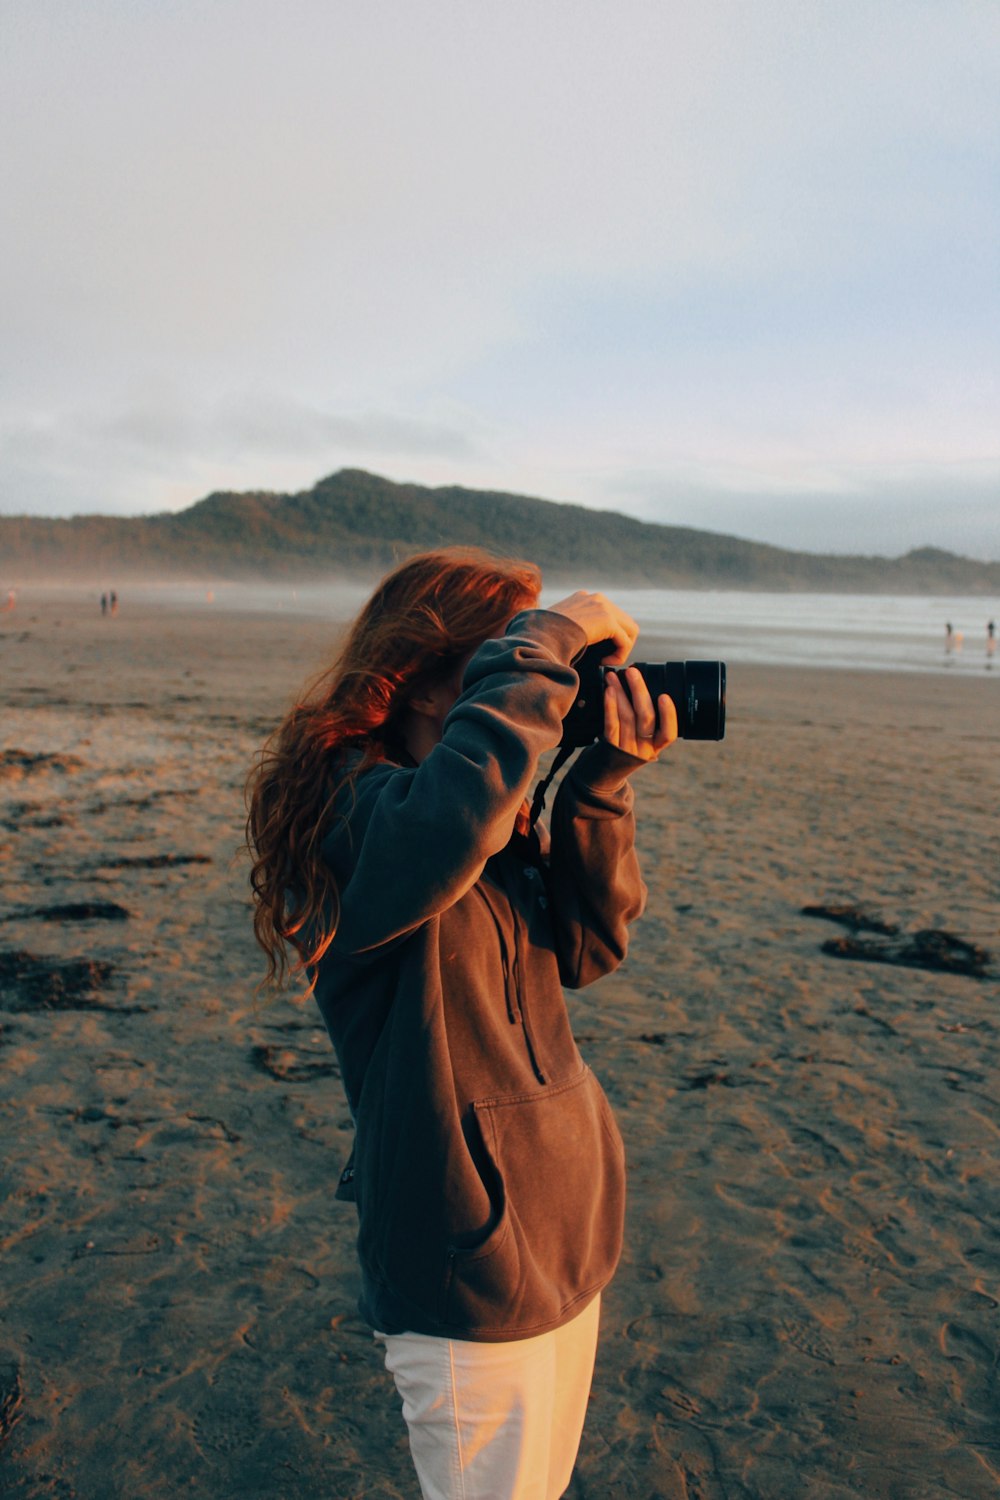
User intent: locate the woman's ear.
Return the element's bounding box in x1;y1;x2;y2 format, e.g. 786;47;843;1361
408;676;459;719
407;660;466;723
407;688;440;718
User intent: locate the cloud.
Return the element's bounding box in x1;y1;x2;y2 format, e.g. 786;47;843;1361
4;0;996;399
0;393;483;515
598;461;1000;560
0;1;997;548
98;393;481;465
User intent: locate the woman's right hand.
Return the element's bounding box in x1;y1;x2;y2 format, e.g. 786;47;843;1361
548;591;640;666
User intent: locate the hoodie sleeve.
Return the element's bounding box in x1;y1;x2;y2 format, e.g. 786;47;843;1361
322;609;586;955
545;739;649;989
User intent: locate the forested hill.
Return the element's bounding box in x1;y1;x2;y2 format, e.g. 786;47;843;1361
2;468;998;592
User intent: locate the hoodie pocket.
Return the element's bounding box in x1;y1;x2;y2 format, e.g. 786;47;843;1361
442;1066;625;1334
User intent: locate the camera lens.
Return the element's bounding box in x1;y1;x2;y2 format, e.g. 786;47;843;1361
561;644;727;746
645;661;726;740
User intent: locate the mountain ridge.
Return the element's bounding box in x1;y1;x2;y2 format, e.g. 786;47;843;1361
2;468;997;593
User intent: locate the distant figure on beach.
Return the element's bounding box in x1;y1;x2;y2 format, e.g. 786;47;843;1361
109;590;118;617
944;621;963;659
100;593;108;616
988;619;996;666
246;550;677;1500
3;589;14;613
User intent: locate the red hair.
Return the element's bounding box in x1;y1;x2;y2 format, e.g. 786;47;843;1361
245;547;541;990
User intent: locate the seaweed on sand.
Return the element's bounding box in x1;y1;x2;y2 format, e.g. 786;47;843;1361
0;949;150;1013
821;928;992;980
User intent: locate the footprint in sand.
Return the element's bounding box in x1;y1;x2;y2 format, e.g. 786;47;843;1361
0;1359;25;1451
938;1321;999;1422
191;1398;260;1457
777;1317;837;1365
0;749;86;782
250;1044;341;1083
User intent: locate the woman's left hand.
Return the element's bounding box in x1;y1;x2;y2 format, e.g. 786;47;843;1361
604;667;678;761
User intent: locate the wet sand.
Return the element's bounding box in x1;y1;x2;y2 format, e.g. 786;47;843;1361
1;593;998;1499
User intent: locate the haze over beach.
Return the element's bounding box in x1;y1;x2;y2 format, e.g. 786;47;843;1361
2;3;1000;1498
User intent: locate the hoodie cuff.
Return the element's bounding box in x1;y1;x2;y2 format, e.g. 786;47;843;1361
569;739;649;794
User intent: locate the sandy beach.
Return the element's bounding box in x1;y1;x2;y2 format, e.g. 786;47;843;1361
2;592;998;1500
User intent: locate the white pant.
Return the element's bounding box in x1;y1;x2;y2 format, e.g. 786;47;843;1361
374;1294;601;1500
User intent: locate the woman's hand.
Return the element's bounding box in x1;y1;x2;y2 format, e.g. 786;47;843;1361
548;590;639;666
604;667;677;761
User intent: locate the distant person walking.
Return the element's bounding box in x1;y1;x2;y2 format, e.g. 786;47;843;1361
100;593;108;616
944;622;963;660
110;590;118;617
988;619;996;667
3;589;14;613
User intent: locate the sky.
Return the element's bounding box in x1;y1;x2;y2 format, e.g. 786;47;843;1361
2;0;998;559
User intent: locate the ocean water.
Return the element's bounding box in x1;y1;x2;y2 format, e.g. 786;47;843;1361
120;581;1000;677
540;589;1000;677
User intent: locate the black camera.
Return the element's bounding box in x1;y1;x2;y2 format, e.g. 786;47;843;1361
561;641;726;747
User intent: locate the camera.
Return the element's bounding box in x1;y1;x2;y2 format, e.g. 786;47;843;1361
561;641;726;747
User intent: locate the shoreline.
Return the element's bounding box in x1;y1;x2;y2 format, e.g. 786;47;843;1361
2;589;998;682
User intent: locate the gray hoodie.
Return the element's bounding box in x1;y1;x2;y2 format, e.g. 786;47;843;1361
313;609;648;1340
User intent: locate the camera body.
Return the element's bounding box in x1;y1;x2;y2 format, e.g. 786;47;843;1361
561;641;726;747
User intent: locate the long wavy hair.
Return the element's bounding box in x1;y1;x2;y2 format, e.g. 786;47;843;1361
245;547;541;991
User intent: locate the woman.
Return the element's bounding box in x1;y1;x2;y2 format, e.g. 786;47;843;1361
246;548;676;1500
